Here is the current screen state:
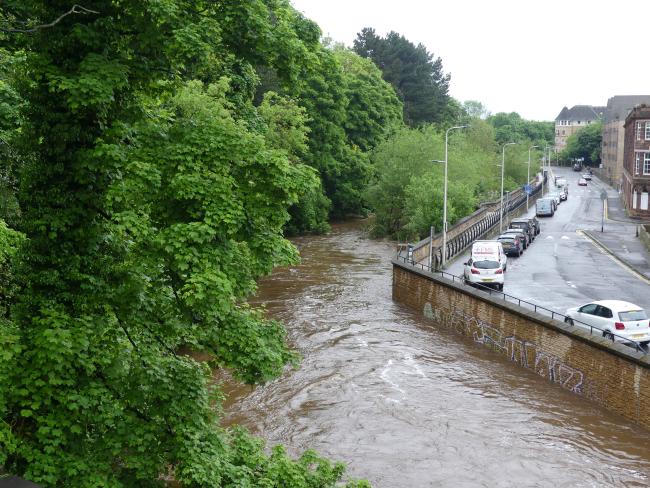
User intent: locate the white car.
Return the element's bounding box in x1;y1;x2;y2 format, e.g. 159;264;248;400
548;191;561;205
564;300;650;345
582;173;592;181
464;241;507;290
463;257;505;291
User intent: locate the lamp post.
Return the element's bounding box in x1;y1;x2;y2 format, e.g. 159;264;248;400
527;145;539;211
431;125;468;269
500;142;516;232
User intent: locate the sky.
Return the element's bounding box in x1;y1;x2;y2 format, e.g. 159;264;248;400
290;0;650;122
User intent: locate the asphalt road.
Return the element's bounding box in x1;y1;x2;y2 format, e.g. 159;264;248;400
445;166;650;316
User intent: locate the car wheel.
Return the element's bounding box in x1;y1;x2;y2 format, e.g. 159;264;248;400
603;331;614;342
497;283;503;291
517;249;521;257
641;341;649;347
564;317;574;326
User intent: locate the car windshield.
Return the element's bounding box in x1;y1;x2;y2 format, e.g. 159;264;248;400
498;237;514;243
619;310;648;321
473;260;499;269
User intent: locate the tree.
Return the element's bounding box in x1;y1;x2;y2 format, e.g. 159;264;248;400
561;120;602;166
353;28;451;127
0;1;367;486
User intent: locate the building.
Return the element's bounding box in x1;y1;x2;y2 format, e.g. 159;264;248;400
622;105;650;217
601;96;650;190
554;105;605;152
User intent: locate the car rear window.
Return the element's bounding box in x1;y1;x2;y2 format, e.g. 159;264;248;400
510;223;525;229
498;237;514;243
619;310;648;321
473;260;499;269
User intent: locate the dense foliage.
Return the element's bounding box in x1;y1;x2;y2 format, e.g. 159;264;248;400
353;28;452;127
366;117;550;240
487;112;554;146
560;120;602;166
0;1;379;486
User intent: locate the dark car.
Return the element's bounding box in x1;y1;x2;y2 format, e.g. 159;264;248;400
573;163;582;171
509;218;535;243
497;234;524;257
502;228;529;249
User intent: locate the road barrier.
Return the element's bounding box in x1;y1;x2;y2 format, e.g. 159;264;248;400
409;176;545;269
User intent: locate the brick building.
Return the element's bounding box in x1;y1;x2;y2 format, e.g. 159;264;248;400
622;105;650;217
554;105;605;152
601;96;650;190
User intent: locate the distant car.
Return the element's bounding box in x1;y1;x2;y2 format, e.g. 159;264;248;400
573;163;582;172
497;234;524;257
502;228;529;249
578;178;587;186
536;197;555;217
582;173;592;181
508;217;537;244
548;191;561;205
564;300;650;345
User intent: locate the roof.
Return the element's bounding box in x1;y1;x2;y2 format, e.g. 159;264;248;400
603;95;650;123
555;105;604;122
592;300;643;311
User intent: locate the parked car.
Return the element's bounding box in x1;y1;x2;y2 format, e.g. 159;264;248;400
559;187;568;201
582;173;592;181
564;300;650;345
509;218;536;242
502;228;529;249
497;234;524;257
463;257;505;290
548;191;561;205
536;197;555;216
578;178;587;186
463;240;507;290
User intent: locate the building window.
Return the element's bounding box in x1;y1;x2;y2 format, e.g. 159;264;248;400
636;153;641;175
645;122;650;140
645;153;650;175
637;122;643;141
556;130;559;135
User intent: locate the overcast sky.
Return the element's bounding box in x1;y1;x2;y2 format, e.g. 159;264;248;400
290;0;650;122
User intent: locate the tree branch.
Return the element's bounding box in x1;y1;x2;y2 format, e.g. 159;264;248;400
1;5;99;34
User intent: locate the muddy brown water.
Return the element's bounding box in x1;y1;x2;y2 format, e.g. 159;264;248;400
223;221;650;487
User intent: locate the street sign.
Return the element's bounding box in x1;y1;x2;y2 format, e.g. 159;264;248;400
523;184;533;195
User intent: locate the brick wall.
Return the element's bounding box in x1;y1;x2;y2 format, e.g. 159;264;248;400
392;261;650;429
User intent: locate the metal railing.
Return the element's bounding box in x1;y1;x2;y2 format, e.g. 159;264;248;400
394;254;648;354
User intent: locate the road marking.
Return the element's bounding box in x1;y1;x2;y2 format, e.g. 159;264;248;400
577;230;650;285
561;236;570;240
546;235;554;240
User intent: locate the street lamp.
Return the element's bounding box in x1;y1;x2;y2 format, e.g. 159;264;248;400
431;125;469;269
500;142;517;232
527;145;539;211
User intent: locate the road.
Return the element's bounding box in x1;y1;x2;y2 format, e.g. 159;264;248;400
445;166;650;315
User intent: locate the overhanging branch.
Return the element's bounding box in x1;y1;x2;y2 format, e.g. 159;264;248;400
1;4;99;34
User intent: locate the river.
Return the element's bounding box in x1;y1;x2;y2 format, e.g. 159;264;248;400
223;221;650;487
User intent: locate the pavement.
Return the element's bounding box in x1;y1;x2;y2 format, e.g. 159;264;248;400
576;174;650;282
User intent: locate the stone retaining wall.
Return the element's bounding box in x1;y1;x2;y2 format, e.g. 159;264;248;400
392;260;650;429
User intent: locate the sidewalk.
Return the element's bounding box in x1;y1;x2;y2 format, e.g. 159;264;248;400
582;177;650;281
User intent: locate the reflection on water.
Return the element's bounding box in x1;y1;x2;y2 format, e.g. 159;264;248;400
223;220;650;487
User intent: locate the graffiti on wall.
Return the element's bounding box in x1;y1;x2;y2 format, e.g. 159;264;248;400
423;302;602;397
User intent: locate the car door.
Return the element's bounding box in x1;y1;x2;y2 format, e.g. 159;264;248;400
592;305;613;333
575;303;599;329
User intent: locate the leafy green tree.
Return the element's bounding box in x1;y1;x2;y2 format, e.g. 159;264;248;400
332;46;403;151
0;1;366;486
561;120;602;166
353;28;451;127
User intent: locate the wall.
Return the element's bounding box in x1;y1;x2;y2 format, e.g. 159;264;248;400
392;260;650;429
